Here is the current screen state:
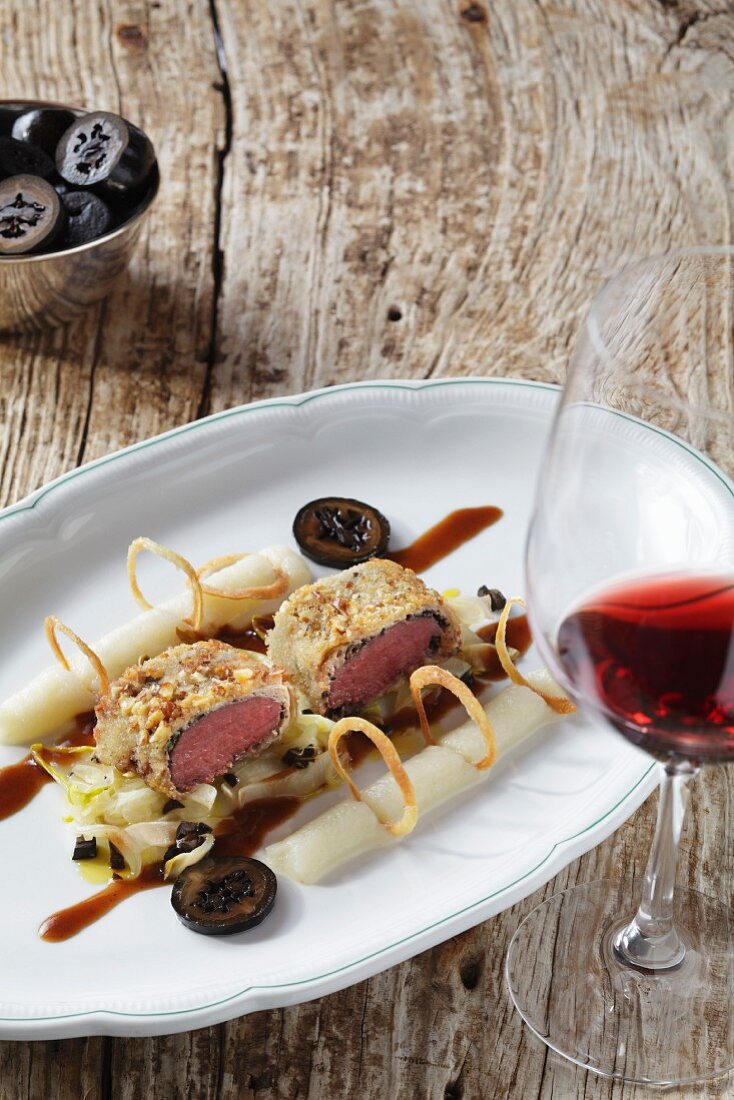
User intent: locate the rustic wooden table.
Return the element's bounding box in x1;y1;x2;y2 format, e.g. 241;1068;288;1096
1;1;733;1096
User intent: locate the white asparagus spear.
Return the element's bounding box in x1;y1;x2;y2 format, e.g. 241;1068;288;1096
264;670;567;884
0;545;310;745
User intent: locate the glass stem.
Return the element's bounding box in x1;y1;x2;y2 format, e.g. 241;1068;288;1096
612;760;698;971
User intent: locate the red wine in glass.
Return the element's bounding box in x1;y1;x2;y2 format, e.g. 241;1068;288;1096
557;573;734;761
508;250;734;1083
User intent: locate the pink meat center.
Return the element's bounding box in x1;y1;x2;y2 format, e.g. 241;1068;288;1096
168;695;282;791
327;616;441;711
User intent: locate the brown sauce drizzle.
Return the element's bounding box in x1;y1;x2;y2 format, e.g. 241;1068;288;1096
388;506;502;573
477;614;531;652
39;863;166;943
343;730;374;768
56;711;97;749
213;796;301;857
387;682;496;738
476;614;532;678
0;711;97;821
218;614;274;655
0;754;51;821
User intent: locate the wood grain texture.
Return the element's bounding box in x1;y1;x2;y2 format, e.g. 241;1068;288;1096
1;0;734;1098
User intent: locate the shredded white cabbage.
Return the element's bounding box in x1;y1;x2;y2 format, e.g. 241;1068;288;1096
446;591;502;633
77;821;179;879
163;833;215;879
32;745;220;879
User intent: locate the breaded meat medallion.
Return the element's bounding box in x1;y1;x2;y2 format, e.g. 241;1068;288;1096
94;640;291;798
267;558;461;717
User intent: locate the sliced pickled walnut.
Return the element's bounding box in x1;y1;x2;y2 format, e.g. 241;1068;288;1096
293;496;391;567
171;855;277;935
0;136;56;181
11;108;78;158
56;111;155;196
60;190;112;247
0;175;64;255
72;835;97;861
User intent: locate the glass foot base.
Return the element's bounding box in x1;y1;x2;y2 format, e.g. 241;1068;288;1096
506;880;734;1086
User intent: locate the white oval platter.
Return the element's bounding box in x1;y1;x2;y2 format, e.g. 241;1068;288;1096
2;377;717;1039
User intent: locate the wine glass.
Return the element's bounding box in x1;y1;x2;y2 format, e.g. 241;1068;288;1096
506;248;734;1085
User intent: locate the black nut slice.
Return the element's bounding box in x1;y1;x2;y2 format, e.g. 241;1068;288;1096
60;190;112;247
0;136;56;181
55;111;155;196
11;108;78;157
0;175;64;255
171;855;277;936
72;835;97;861
293;496;391;567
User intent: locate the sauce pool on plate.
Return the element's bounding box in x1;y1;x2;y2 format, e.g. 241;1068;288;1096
0;754;51;821
0;711;96;821
39;863;166;943
388;506;502;573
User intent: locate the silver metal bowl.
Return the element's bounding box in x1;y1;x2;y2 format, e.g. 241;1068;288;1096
0;99;159;333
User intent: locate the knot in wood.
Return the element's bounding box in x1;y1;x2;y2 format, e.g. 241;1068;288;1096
460;2;487;24
116;23;147;50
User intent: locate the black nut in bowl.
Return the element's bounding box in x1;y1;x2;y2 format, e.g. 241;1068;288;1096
0;136;56;181
11;107;78;158
56;112;155;198
0;99;159;333
0;175;65;255
60;191;113;248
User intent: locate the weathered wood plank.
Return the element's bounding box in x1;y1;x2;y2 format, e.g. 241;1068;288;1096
0;0;733;1098
206;0;734;412
76;0;226;463
0;1036;105;1100
0;0;223;497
